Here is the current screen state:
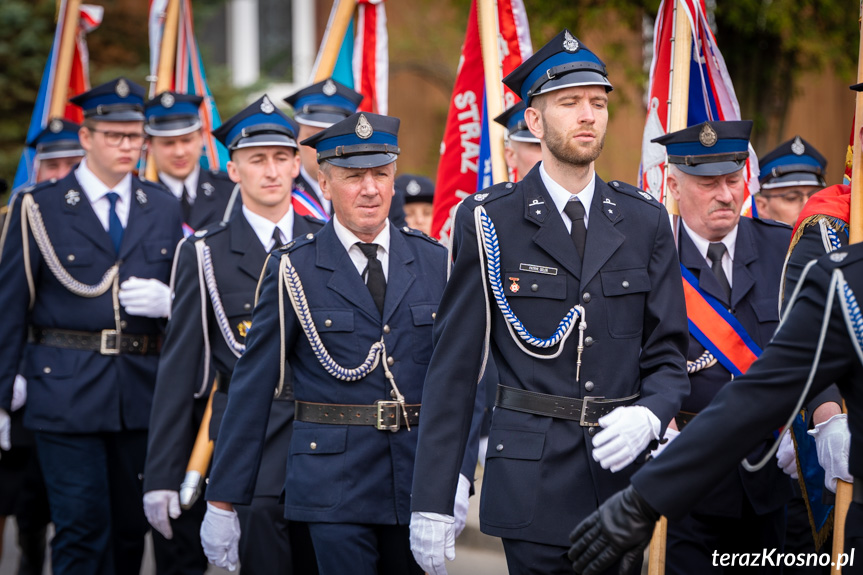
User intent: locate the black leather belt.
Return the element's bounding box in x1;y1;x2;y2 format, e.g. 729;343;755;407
675;410;697;431
215;372;231;394
495;385;639;427
32;327;161;356
295;400;420;432
853;479;863;505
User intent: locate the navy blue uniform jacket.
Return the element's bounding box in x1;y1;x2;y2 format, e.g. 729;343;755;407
411;166;691;546
0;170;182;431
633;244;863;517
206;220;466;525
677;218;794;517
144;209;323;496
161;169;236;232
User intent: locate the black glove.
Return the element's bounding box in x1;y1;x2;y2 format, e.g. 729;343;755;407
568;485;660;575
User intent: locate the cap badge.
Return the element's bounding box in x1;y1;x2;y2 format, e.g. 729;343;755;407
322;79;337;97
406;179;421;195
135;189;148;205
830;252;848;263
49;118;64;133
161;93;175;108
699;123;718;147
355;114;373;139
563;31;579;53
261;97;275;114
791;136;805;156
116;79;130;98
65;190;80;206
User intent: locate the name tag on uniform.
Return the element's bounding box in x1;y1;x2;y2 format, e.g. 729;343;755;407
519;263;558;276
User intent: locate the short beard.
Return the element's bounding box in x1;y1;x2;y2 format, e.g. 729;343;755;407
542;116;605;167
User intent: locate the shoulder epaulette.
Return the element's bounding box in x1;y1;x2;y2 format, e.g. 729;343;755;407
820;244;863;269
135;177;174;198
607;180;660;207
467;181;517;207
279;232;317;254
208;169;233;181
399;225;443;247
190;220;230;241
752;216;792;230
299;213;327;226
24;180;57;197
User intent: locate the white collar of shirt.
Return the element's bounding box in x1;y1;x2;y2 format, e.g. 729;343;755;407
539;162;596;231
161;164;200;202
75;158;133;229
681;219;738;287
242;204;295;251
332;215;391;281
300;164;329;213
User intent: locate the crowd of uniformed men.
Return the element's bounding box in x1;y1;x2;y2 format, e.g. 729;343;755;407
0;26;860;575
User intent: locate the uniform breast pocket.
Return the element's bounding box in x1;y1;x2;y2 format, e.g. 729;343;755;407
600;267;650;339
56;245;93;268
24;345;77;424
410;303;438;364
219;291;254;341
501;270;566;300
286;426;347;510
143;239;177;264
481;428;545;528
310;309;358;361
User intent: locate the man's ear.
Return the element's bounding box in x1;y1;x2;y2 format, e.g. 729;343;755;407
523;105;544;140
226;161;240;184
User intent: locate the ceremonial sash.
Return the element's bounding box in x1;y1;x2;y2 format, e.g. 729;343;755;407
680;264;761;376
291;187;329;221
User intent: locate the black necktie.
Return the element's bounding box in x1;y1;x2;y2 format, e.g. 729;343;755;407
271;227;283;250
357;243;386;315
106;192;123;254
563;200;586;260
181;185;193;223
707;242;731;301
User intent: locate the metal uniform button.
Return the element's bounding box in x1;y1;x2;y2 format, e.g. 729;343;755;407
431;312;436;319
584;381;595;392
383;325;391;334
120;320;128;329
310;442;317;450
387;357;394;366
324;319;333;327
244;303;251;310
305;233;314;240
582;292;591;303
496;443;504;452
622;280;630;289
531;283;539;292
161;248;168;255
584;336;594;347
43;367;51;374
67;254;75;262
588;427;596;436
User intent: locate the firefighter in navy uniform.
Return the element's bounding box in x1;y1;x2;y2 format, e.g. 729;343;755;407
569;244;863;575
409;30;690;575
200;111;479;574
0;77;182;575
144;91;236;232
754;136;827;226
143;95;323;574
494;101;542;183
283;78;363;217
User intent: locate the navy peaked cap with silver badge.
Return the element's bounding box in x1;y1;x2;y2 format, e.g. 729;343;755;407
69;77;146;122
494;102;539;144
301;112;400;169
395;174;434;204
503;29;612;105
284;78;364;128
27;119;84;160
652;120;753;177
145;92;203;137
212;95;299;152
758;136;826;190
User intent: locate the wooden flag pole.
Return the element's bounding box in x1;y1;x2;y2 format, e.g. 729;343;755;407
663;0;692;217
145;0;181;182
477;0;508;185
49;0;83;119
313;0;358;82
179;380;218;510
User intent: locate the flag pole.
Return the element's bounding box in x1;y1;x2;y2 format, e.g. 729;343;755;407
179;380;218;509
313;0;358;82
663;0;692;217
49;0;82;119
145;0;181;182
477;0;508;185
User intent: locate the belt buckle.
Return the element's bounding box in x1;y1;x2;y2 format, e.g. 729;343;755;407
579;396;604;427
375;400;401;432
100;329;120;355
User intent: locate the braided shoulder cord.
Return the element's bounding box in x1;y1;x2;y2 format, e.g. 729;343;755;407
474;206;585;360
837;269;863;365
280;252;383;381
192;241;212;398
687;351;717;374
820;219;845;253
200;243;245;357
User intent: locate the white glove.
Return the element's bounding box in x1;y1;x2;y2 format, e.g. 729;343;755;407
410;511;455;575
651;427;679;459
453;474;471;538
119;277;172;318
200;503;241;571
0;408;10;457
808;414;852;493
11;375;27;412
592;406;660;472
776;430;798;479
144;490;181;539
